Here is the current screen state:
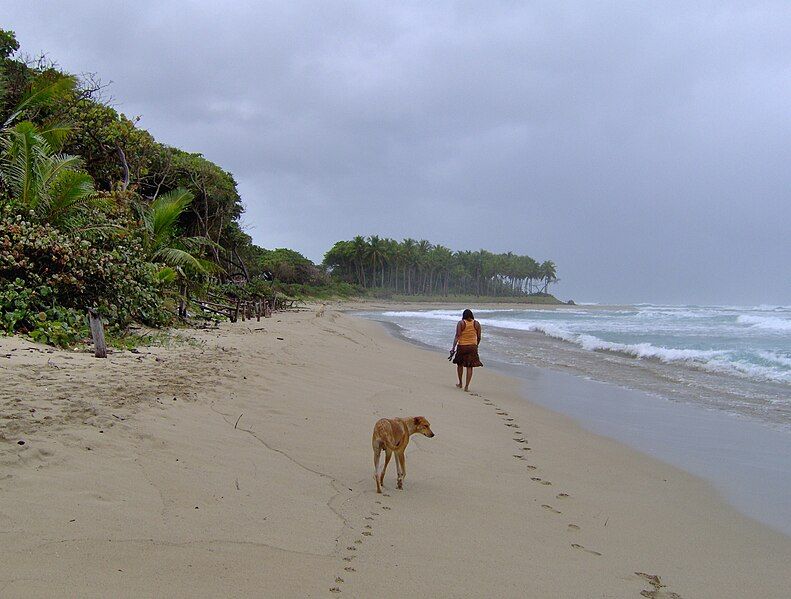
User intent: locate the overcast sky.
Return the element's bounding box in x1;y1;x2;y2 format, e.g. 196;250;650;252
5;1;790;304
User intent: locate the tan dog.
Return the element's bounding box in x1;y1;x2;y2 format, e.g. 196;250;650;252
372;416;435;493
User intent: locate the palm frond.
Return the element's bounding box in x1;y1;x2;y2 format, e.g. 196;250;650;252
152;246;206;272
42;170;104;229
148;187;194;248
4;73;77;127
1;121;49;206
153;266;178;285
193;256;225;274
38;121;73;152
40;153;84;182
181;235;222;251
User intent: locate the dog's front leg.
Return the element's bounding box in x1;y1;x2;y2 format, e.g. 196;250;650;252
396;451;406;489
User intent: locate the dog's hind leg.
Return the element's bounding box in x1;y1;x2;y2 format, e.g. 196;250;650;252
373;441;384;493
382;449;392;487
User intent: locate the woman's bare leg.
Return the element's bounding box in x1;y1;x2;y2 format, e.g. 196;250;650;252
464;367;473;391
456;364;463;388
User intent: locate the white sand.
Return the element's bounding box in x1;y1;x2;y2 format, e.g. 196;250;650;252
1;307;789;597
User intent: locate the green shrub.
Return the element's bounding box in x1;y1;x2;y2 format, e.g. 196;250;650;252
0;210;171;345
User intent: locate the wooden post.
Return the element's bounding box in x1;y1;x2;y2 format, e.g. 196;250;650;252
233;298;240;323
87;308;107;358
256;299;261;321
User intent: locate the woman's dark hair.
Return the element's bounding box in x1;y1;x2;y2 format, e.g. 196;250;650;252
462;309;474;321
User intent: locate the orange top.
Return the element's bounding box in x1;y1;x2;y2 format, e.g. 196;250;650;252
458;319;478;346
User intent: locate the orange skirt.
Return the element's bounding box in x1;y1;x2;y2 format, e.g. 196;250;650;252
452;344;482;367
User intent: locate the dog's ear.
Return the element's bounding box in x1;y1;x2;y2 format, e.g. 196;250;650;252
413;416;421;426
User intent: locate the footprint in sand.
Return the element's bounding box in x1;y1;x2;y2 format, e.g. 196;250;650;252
364;525;372;529
521;447;531;451
635;573;684;599
513;437;527;443
556;493;570;499
344;566;355;572
330;587;341;593
346;546;357;551
571;543;602;556
335;577;344;583
496;411;508;415
370;511;379;516
342;556;354;562
362;531;372;536
513;454;525;460
567;524;580;531
364;516;374;521
542;504;561;514
354;540;362;544
526;465;537;470
505;423;518;428
382;506;391;510
382;493;390;497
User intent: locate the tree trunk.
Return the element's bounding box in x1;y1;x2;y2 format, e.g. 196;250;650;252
87;309;107;358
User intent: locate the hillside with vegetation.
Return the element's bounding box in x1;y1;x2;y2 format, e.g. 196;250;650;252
0;29;560;347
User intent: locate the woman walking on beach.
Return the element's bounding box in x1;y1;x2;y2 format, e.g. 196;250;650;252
451;309;482;391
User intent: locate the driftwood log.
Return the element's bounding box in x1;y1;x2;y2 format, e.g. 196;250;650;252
87;308;107;358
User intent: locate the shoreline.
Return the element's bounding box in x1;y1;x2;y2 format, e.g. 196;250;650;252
2;308;790;597
366;313;791;536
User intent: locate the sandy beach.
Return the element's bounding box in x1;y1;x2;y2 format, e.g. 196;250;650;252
2;306;790;598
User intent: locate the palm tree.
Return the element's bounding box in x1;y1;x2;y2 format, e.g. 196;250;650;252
0;120;105;230
538;260;558;293
138;187;219;280
367;235;384;289
0;70;108;230
351;235;368;287
401;238;416;293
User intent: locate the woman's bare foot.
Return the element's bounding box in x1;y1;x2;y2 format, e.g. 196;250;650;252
456;383;463;389
464;387;470;392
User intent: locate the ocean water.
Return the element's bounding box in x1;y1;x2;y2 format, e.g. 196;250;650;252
366;304;791;427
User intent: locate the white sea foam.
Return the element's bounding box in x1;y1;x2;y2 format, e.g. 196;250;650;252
737;314;791;332
758;351;791;369
380;310;459;320
375;305;791;386
482;318;725;359
483;319;791;384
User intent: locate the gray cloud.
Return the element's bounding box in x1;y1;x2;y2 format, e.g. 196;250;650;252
6;1;790;304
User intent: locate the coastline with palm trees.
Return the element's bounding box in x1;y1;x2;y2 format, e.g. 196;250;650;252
323;235;561;301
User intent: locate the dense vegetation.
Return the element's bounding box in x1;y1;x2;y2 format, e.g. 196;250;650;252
0;29;304;345
0;29;560;347
324;236;558;298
